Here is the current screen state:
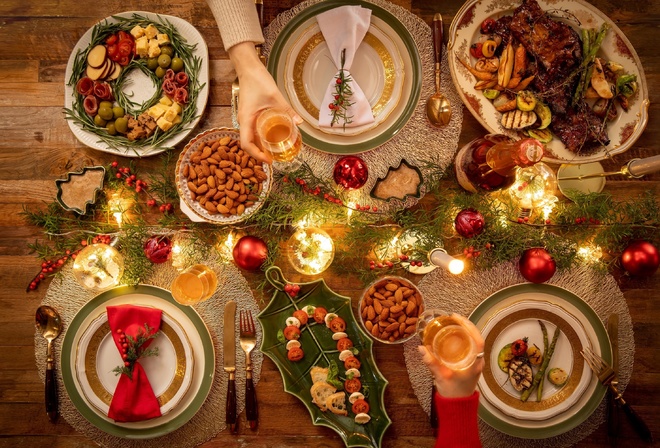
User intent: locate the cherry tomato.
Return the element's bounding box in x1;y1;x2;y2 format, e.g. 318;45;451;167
329;316;347;333
470;42;484;59
344;356;361;370
117;30;132;42
352;399;370;414
107;44;119;60
105;34;118;45
481;18;496;34
283;325;301;341
336;338;353;352
511;338;528;357
314;307;328;324
287;346;304;362
117;39;134;57
293;310;308;326
344;378;362;394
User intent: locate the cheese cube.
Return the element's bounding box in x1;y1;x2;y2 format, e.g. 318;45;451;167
163;107;179;122
135;36;149;58
130;25;145;39
156;33;171;45
144;24;159;39
159;96;173;106
171;114;182;125
147;104;167;120
169;102;182;115
147;39;161;58
157;116;174;131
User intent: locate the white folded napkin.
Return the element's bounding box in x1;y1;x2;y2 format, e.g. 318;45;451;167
316;5;375;129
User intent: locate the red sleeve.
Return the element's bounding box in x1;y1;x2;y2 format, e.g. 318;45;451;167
434;391;482;448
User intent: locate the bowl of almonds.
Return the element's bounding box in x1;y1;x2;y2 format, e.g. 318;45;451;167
358;276;424;344
176;128;271;224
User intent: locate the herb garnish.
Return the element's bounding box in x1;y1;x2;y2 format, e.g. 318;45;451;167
329;49;354;129
112;323;160;380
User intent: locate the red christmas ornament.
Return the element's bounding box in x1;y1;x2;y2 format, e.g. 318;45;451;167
519;248;556;283
143;236;172;264
233;235;268;271
454;208;485;238
333;156;369;190
621;240;659;277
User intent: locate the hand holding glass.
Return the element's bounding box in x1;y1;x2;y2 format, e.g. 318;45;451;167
417;309;481;371
256;108;302;170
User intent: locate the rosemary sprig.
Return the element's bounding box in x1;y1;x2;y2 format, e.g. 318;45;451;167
112;323;160;380
329;49;355;129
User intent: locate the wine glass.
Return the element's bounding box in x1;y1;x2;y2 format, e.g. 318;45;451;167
170;264;218;306
256;107;303;172
417;309;480;371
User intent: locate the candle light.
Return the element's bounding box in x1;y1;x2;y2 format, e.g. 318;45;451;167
509;162;558;218
287;227;335;275
72;243;124;291
428;248;464;275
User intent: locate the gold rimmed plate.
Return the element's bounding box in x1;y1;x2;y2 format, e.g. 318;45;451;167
75;310;194;419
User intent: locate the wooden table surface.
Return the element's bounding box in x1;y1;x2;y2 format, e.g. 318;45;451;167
1;0;658;447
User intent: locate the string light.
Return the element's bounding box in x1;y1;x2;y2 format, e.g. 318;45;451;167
509;163;558;218
577;245;603;263
287;227;335;275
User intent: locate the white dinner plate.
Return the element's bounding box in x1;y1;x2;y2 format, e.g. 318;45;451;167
64;11;209;157
61;285;215;438
75;310;194;419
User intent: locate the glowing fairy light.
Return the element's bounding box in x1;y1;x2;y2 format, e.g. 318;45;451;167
428;248;465;275
577;245;603;263
287;227;335;275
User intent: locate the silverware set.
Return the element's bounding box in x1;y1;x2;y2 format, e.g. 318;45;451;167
224;300;259;433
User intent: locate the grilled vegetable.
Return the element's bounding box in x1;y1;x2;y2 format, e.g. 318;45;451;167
547;367;568;387
497;343;515;373
527;128;553;143
526;344;543;365
534;102;552;129
501;110;537;129
516;90;537;111
497;42;515;88
590;58;614;99
537;320;549;401
482;40;498;58
508;358;533;392
521;325;560;402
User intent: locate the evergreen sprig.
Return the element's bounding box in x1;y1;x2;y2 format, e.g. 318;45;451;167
329;49;355;129
112;323;160;380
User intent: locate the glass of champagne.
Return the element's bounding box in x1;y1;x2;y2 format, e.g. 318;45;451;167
170;264;218;306
417;309;480;371
256;107;303;171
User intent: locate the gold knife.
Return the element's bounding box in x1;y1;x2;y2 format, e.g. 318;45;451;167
224;300;237;433
607;313;620;440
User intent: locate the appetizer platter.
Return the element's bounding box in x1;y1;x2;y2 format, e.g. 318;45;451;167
449;0;648;164
259;267;391;448
64;12;209;157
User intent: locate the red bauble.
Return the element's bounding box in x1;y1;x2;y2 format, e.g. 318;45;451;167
621;240;659;277
233;236;268;271
333;156;369;190
454;208;485;238
143;236;172;264
519;248;556;283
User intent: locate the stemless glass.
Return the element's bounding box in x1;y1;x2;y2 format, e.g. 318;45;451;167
256;107;303;171
170;264;218;306
417;309;479;371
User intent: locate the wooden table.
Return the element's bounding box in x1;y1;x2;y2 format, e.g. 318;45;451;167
1;0;658;447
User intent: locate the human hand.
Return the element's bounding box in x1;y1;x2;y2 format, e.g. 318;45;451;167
418;314;485;399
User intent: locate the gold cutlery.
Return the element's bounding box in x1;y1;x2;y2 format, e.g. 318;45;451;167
35;306;63;423
607;314;620;440
224;300;238;433
581;346;653;442
426;13;451;127
239;310;258;429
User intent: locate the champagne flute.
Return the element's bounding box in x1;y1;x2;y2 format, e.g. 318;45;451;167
417;309;480;371
256;107;303;172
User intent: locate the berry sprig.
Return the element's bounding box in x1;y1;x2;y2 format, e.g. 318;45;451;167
285;176;379;212
329;49;355;129
112;324;159;380
110;162;174;214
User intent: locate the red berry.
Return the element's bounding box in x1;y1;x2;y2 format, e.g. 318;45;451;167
124;361;130;367
159;205;166;212
116;329;123;334
336;78;342;84
116;173;122;179
111;161;118;167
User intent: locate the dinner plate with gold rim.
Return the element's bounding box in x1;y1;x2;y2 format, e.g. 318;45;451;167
469;283;611;439
75;310;194;419
268;0;422;154
61;285;215;439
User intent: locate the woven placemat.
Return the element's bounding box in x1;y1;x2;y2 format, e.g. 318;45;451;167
263;0;463;213
34;248;262;448
403;262;634;447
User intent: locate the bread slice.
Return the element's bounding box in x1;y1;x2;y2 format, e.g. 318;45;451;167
326;392;348;416
310;382;336;411
310;366;329;384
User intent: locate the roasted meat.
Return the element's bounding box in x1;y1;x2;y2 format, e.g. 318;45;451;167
550;106;610;151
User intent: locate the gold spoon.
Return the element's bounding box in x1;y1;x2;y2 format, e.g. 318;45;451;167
35;305;63;423
426;13;451;127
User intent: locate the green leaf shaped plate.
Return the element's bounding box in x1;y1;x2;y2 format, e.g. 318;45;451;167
258;266;392;448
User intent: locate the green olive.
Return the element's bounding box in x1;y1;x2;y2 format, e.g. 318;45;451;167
155;66;166;79
99;100;113;110
112;106;125;119
98;106;114;121
106;122;117;136
160;45;174;57
170;57;184;73
157;54;171;69
114;116;129;134
146;57;159;71
94;114;107;127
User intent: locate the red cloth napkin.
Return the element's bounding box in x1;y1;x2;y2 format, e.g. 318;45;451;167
106;304;162;422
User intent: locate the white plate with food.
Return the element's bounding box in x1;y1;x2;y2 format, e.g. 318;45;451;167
448;0;648;164
64;11;209;157
469;283;611;439
268;0;422;154
75;310;194;418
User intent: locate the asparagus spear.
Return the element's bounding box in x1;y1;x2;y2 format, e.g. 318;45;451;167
572;23;610;106
522;325;560;402
537;320;549;402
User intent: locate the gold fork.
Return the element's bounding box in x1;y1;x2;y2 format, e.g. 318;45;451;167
581;346;653;442
239;310;258;429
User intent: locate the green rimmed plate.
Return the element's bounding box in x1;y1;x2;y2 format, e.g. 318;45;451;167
61;285;215;439
469;283;611;439
259;266;392;447
268;0;422;154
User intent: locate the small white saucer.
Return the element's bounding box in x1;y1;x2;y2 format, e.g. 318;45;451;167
557;162;606;200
